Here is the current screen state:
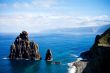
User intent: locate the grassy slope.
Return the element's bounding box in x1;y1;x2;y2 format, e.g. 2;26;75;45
99;28;110;45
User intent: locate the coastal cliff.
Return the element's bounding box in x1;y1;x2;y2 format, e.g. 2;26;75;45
9;31;41;60
71;28;110;73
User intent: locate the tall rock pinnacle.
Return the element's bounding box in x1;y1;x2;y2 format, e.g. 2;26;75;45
9;31;41;60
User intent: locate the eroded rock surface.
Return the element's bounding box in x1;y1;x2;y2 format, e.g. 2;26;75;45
9;31;41;60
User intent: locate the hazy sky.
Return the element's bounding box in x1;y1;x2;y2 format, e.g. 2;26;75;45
0;0;110;33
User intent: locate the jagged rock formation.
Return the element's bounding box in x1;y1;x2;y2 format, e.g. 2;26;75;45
45;49;53;61
71;28;110;73
9;31;41;60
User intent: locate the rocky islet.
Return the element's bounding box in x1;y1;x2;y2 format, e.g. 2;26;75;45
9;31;41;60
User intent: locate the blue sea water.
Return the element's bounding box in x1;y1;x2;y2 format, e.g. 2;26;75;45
0;33;96;73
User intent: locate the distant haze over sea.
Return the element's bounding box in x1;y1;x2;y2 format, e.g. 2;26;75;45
0;24;110;34
36;24;110;35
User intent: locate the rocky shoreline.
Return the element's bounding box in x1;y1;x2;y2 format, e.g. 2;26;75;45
69;28;110;73
68;59;88;73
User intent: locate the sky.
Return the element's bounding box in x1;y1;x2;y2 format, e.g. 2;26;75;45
0;0;110;33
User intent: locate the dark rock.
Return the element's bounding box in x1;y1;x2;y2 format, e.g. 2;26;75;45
9;31;41;60
45;49;53;61
82;46;110;73
76;28;110;73
80;35;100;60
107;37;110;44
80;51;91;60
52;62;61;64
80;28;110;60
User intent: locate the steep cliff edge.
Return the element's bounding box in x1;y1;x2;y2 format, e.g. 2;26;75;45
71;28;110;73
9;31;41;60
80;28;110;60
81;28;110;73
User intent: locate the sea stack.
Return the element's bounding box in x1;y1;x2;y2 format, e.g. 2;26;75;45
9;31;41;60
45;49;53;61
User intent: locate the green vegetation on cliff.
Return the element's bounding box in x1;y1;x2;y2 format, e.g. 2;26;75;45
79;28;110;73
99;28;110;45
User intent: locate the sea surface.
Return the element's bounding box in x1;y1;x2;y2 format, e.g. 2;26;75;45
0;33;96;73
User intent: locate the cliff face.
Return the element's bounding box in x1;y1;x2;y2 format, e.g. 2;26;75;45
80;28;110;60
82;46;110;73
74;28;110;73
9;31;41;60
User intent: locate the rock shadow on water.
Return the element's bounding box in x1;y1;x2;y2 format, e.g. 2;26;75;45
9;60;41;73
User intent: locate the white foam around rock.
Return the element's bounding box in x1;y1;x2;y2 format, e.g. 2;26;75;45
2;57;9;60
68;62;76;73
76;57;83;62
70;54;79;58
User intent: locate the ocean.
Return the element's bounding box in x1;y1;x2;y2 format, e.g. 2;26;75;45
0;33;96;73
